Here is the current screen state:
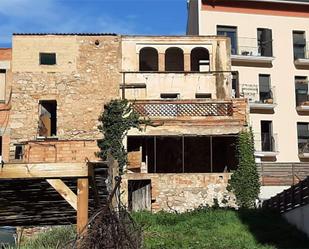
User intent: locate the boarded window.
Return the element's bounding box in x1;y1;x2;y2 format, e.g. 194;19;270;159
38;100;57;137
40;53;56;65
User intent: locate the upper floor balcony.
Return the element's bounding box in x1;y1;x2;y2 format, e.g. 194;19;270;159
231;37;274;65
294;40;309;67
254;132;279;158
241;84;276;112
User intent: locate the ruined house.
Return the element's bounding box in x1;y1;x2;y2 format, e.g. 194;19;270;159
120;36;248;212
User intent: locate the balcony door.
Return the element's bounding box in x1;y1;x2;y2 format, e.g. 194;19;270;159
259;74;271;103
295;76;308;106
293;31;306;59
257;28;273;57
261;121;273;152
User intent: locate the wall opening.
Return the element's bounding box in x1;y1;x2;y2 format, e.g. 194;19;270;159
139;47;159;71
190;47;210;72
127;135;238;173
128;180;152;212
38;100;57;137
39;53;56;65
165;47;184;71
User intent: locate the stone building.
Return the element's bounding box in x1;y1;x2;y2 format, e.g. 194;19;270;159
120;36;248;212
0;48;12;162
9;34;121;163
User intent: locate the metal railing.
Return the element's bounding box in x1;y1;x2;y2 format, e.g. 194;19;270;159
241;85;276;105
132;100;233;118
233;37;273;57
298;141;309;154
254;133;278;152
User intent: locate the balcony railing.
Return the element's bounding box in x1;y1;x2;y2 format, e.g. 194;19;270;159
298;141;309;156
294;42;309;66
241;85;276;110
254;133;278;156
132;100;233;118
231;37;274;63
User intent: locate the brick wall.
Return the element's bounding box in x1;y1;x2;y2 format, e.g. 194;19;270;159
122;173;237;212
21;140;98;163
10;35;121;159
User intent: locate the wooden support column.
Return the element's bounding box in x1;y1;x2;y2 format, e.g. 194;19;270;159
159;53;165;71
184;53;191;72
77;178;89;235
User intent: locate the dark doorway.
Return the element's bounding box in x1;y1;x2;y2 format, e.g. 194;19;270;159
128;180;151;211
165;47;184;71
190;47;210;72
39;100;57;137
139;47;159;71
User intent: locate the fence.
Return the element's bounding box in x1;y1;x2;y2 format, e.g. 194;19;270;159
257;163;309;186
262;177;309;213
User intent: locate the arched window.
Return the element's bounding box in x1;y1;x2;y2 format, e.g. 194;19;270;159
165;47;184;72
139;47;159;71
190;47;210;72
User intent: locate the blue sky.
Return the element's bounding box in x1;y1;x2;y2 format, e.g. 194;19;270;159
0;0;188;47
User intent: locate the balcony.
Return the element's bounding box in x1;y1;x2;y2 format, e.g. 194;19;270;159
296;95;309;112
294;43;309;67
241;85;276;112
132;100;233;119
254;133;279;158
231;37;274;65
298;141;309;158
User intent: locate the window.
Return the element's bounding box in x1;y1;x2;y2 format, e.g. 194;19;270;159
0;69;6;101
232;72;239;98
295;76;308;106
259;74;272;103
190;47;210;72
261;121;274;152
14;144;23;160
38;100;57;137
195;93;211;99
293;31;306;59
40;53;56;65
139;47;158;71
257;28;273;57
160;93;179;99
297;122;309;153
217;25;237;55
165;47;184;71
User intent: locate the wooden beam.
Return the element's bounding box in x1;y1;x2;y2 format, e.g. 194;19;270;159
0;163;88;179
47;179;77;211
77;178;89;235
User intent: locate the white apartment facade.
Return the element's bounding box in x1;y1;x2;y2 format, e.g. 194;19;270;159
188;0;309;163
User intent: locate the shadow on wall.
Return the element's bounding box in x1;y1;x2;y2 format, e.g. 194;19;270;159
237;209;309;249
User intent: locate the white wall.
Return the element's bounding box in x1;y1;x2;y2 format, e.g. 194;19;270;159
199;10;309;162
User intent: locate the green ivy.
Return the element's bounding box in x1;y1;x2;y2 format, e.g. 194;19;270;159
97;99;152;174
227;129;260;208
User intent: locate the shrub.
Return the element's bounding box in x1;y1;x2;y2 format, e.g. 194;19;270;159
228;129;260;208
97;99;152;174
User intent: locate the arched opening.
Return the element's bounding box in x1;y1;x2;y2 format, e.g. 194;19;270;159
190;47;210;72
165;47;184;72
139;47;159;71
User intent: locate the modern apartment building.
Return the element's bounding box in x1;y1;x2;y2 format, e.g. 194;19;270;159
187;0;309;164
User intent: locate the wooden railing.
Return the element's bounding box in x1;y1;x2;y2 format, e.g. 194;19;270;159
132;100;233;118
263;177;309;213
257;163;309;186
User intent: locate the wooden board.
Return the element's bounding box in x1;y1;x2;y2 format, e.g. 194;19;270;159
0;163;88;179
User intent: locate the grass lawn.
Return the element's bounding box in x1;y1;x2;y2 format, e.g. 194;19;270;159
133;208;309;249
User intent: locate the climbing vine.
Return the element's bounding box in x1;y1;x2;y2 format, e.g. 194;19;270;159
97;99;152;174
227;129;260;208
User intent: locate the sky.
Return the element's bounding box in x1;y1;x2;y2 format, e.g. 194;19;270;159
0;0;188;47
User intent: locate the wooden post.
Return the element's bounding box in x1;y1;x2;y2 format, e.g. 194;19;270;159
77;178;89;235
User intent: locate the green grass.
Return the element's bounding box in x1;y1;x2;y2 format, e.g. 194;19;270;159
132;208;309;249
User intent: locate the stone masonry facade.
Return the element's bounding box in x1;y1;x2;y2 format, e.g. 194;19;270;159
10;34;121;161
122;173;237;212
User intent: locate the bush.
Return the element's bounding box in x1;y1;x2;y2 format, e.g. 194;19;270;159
228;129;260;208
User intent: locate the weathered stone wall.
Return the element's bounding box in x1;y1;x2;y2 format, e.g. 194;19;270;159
122;173;237;212
10;35;121;158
